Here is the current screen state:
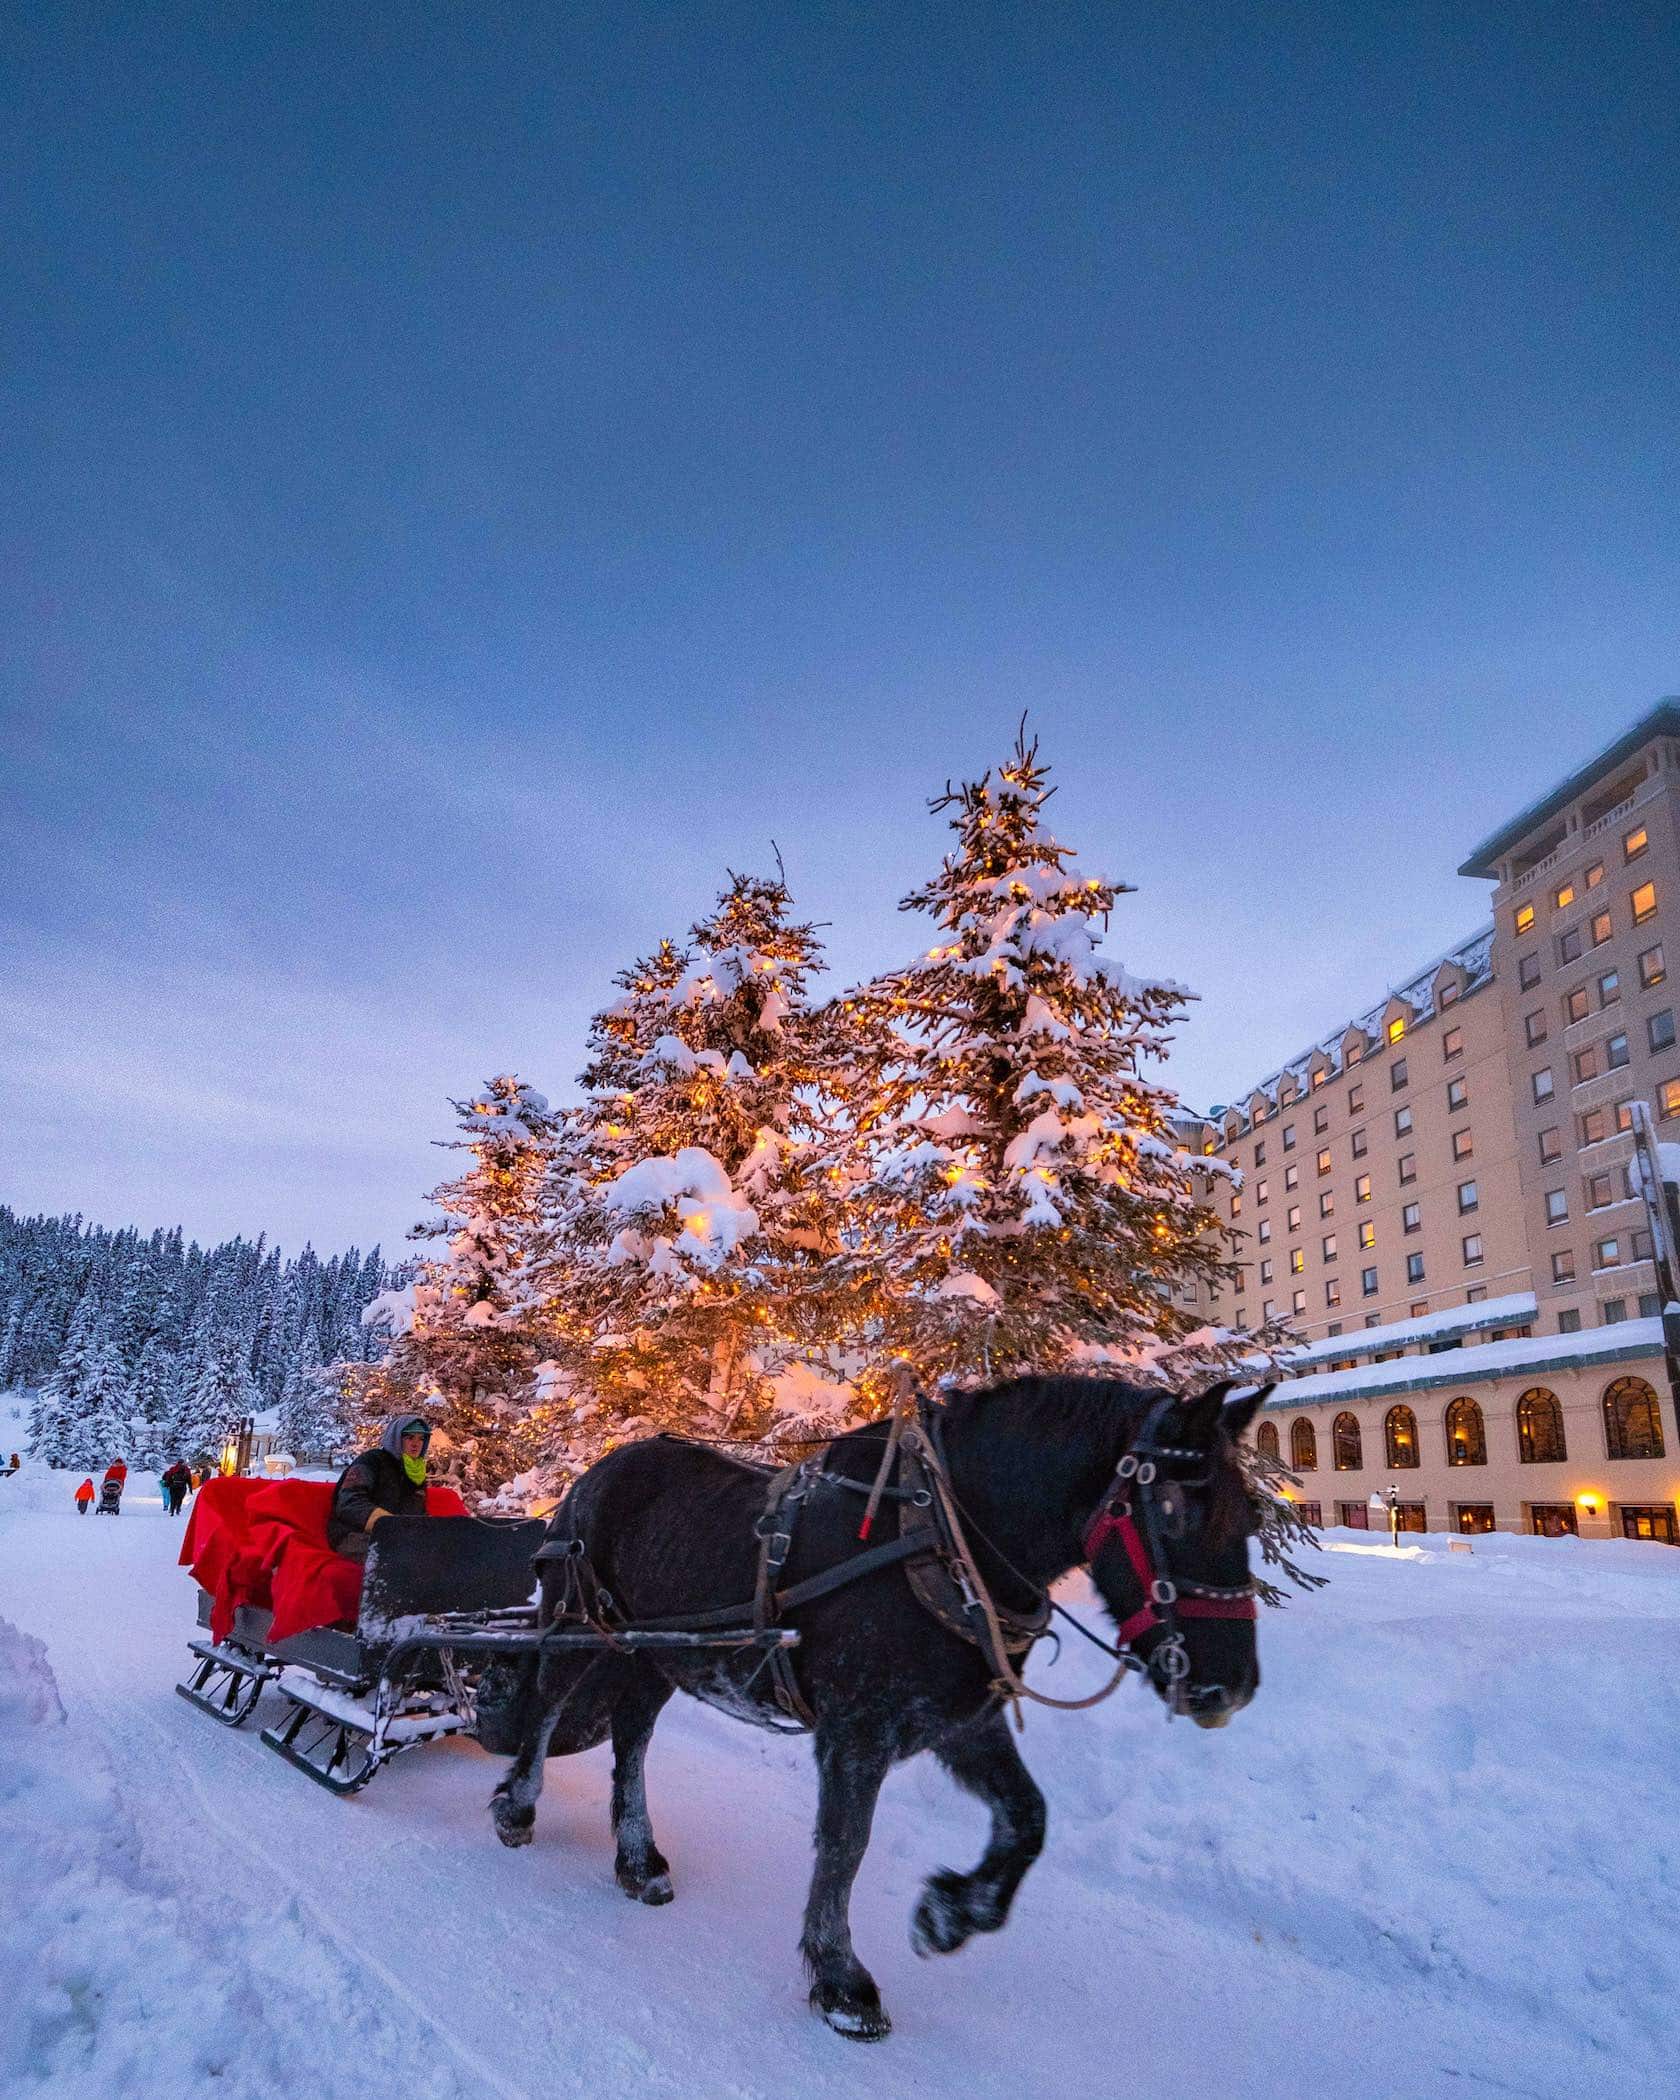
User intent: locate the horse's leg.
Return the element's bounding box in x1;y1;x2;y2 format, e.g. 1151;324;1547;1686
490;1652;607;1848
802;1724;894;2041
610;1662;675;1904
911;1708;1047;1957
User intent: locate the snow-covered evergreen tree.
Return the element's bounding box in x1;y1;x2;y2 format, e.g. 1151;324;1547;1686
827;727;1239;1386
528;869;854;1478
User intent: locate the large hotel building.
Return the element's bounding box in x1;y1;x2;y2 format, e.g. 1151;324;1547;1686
1180;700;1680;1543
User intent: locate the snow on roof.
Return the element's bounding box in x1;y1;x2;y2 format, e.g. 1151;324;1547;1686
1215;924;1494;1130
1269;1293;1536;1371
252;1408;280;1435
1254;1317;1666;1409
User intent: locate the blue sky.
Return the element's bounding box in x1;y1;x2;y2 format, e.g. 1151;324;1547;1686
3;3;1676;1256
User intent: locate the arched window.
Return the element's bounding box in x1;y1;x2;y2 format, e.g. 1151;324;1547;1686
1604;1377;1666;1460
1385;1405;1420;1469
1256;1420;1280;1461
1516;1387;1567;1464
1291;1417;1318;1472
1332;1412;1362;1470
1444;1397;1486;1467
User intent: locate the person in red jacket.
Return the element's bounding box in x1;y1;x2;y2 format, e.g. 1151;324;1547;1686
74;1478;95;1514
103;1460;128;1487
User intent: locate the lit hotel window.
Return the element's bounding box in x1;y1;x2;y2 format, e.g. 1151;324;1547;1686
1625;825;1649;862
1554;881;1576;911
1632;882;1658;925
1386;1015;1406;1044
1516;903;1536;934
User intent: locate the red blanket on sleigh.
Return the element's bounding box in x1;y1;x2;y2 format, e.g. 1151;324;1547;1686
180;1475;467;1643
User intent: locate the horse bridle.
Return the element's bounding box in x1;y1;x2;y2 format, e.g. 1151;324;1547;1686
1080;1395;1258;1708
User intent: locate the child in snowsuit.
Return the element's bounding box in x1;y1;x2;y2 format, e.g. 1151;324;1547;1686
74;1478;95;1514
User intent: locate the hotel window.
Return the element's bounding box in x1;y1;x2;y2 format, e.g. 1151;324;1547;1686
1545;1188;1569;1224
1573;1045;1600;1084
1585;1171;1613;1209
1402;1201;1421;1233
1284;1164;1299;1191
1348;1082;1365;1112
1640;1291;1663;1317
1518;1388;1567;1463
1515;903;1536;935
1316;1147;1332;1176
1551;1249;1576;1284
1282;1125;1297;1151
1287;1204;1301;1230
1606;1031;1630;1070
1398;1154;1417;1186
1452;1126;1475;1160
1604;1376;1665;1460
1537;1126;1561;1162
1599;968;1621;1006
1313;1105;1329;1135
1625;824;1649;862
1230;1192;1242;1217
1324;1278;1341;1308
1292;1418;1318;1471
1616;1099;1637;1132
1594;1236;1622;1270
1634;1227;1655;1261
1524;1010;1547;1047
1639;944;1666;989
1565;985;1589;1024
1405;1252;1426;1284
1393;1106;1413;1137
1649;1009;1676;1053
1262;1299;1276;1320
1586;860;1605;889
1292;1288;1307;1315
1387;1015;1406;1045
1347;1039;1364;1065
1442;1026;1463;1061
1311;1066;1327;1089
1351;1127;1368;1158
1578;1107;1607;1145
1446;1397;1487;1465
1257;1218;1272;1244
1385;1405;1420;1468
1333;1413;1363;1469
1446;1076;1468;1111
1289;1248;1305;1275
1532;1068;1555;1103
1361;1266;1379;1297
1259;1260;1273;1285
1391;1057;1409;1092
1558;1308;1582;1333
1254;1141;1266;1167
1602;1299;1627;1324
1466;1285;1487;1303
1591;911;1614;947
1457;1179;1479;1213
1322;1232;1337;1262
1519;951;1541;989
1554;879;1576;912
1256;1178;1268;1204
1318;1191;1334;1218
1364;1313;1382;1329
1355;1174;1372;1204
1439;979;1460;1007
1357;1221;1376;1250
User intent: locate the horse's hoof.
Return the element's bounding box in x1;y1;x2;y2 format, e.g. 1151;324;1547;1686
638;1873;674;1906
491;1799;535;1849
911;1870;977;1957
811;1984;891;2041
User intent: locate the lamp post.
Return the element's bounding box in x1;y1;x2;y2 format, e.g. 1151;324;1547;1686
1387;1483;1400;1548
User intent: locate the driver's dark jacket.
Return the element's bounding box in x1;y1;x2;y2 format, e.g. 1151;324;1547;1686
327;1447;428;1555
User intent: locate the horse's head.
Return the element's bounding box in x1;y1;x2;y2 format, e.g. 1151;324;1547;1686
1083;1380;1268;1729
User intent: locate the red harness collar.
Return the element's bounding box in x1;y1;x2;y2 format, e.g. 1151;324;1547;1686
1083;1495;1257;1648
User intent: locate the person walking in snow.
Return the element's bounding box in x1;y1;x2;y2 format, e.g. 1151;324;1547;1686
74;1477;94;1514
326;1415;437;1562
160;1460;191;1515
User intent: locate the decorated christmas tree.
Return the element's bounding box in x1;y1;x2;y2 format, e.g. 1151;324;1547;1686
528;869;854;1479
827;725;1240;1387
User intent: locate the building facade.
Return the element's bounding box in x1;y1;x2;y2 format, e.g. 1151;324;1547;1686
1181;701;1680;1540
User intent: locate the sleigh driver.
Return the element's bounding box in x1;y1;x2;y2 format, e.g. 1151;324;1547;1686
327;1415;439;1562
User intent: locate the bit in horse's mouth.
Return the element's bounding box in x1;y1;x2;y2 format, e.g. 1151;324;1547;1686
1191;1709;1232;1730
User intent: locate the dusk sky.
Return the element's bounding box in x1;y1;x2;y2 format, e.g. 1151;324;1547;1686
4;4;1676;1258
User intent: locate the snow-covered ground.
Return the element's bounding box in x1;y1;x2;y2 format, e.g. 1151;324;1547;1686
3;1403;1679;2098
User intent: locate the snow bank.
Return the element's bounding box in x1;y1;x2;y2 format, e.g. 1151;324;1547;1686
0;1614;469;2099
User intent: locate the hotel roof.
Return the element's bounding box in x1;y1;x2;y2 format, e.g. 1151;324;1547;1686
1458;699;1680;881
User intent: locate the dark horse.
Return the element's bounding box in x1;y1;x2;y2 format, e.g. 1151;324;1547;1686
491;1375;1266;2038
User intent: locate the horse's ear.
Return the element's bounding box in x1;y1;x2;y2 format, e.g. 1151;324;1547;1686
1178;1379;1236;1445
1221;1383;1275;1442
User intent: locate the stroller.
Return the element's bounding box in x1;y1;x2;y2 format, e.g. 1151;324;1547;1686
97;1477;124;1515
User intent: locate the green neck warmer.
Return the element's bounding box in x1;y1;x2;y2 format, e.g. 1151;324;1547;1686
402;1454;428;1487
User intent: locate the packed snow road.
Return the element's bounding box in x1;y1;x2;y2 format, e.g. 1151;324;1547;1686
3;1472;1679;2100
